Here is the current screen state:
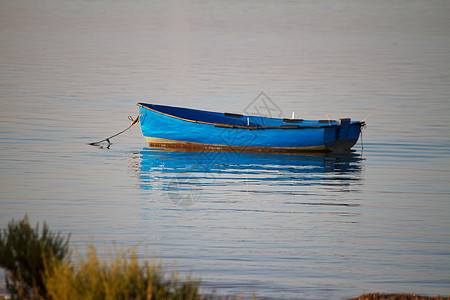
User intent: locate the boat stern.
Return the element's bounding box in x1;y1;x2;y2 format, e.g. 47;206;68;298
324;119;364;152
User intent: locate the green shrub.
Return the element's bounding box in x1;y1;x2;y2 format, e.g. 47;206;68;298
43;243;201;300
0;214;70;299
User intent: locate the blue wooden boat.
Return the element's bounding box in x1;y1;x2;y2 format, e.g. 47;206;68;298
137;103;365;152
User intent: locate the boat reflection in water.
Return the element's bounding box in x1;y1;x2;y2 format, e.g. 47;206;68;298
136;147;363;208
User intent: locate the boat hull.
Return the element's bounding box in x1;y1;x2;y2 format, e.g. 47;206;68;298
144;136;328;152
138;103;363;152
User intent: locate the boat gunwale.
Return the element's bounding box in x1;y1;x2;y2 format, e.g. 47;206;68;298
137;103;363;130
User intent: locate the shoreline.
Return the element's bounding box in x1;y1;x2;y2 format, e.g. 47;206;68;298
347;294;450;300
1;293;449;300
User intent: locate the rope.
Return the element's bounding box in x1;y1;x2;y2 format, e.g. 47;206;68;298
360;122;366;153
89;115;140;146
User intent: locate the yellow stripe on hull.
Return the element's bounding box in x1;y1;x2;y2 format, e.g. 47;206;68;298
144;137;327;152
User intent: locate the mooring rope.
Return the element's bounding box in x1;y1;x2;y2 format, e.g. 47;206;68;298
360;122;366;153
89;115;140;146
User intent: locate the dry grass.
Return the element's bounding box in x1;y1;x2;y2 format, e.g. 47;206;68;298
42;244;201;300
346;293;450;300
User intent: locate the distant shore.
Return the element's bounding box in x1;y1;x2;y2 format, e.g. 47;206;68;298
347;294;450;300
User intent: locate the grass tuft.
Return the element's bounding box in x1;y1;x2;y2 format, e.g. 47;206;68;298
43;243;201;300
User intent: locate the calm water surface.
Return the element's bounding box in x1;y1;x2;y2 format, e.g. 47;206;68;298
1;0;449;299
